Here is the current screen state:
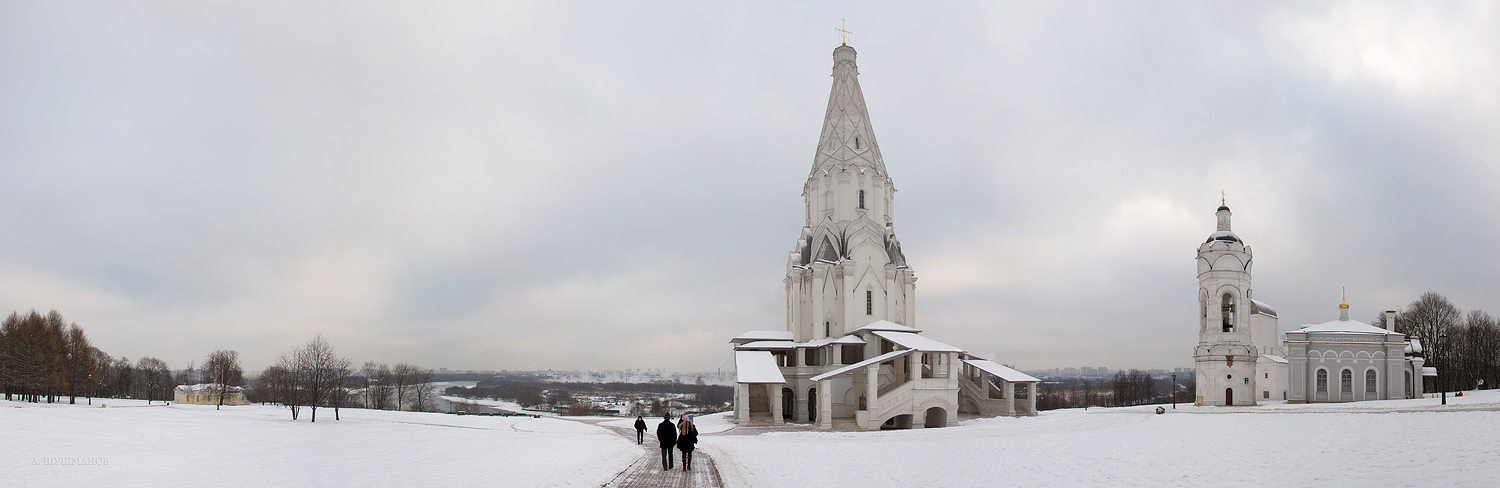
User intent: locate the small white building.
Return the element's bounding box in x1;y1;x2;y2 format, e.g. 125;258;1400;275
174;383;248;405
730;44;1037;430
1285;304;1426;403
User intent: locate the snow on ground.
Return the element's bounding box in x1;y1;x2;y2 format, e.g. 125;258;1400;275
705;390;1500;488
0;398;636;487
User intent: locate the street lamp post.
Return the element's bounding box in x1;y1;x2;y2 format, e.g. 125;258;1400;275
1439;332;1449;406
1172;373;1177;409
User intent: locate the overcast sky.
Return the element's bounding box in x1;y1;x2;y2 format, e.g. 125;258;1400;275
2;2;1497;372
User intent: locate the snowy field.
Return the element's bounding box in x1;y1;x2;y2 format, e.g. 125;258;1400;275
0;398;637;487
706;390;1500;488
6;391;1499;487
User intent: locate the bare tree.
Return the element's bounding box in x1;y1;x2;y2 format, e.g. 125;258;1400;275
410;367;436;412
392;363;417;411
62;324;95;404
137;357;172;404
291;335;352;422
202;349;244;410
1397;292;1462;392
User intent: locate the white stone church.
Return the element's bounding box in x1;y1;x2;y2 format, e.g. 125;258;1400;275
730;44;1038;430
1193;203;1430;405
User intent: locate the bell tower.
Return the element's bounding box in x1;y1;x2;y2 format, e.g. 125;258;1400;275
1193;202;1258;405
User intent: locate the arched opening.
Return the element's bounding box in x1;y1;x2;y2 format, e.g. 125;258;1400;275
924;407;948;428
808;388;817;423
781;387;794;422
1225;387;1233;406
1221;293;1235;332
880;414;912;430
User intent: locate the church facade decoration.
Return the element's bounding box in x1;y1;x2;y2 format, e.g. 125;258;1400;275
730;44;1038;430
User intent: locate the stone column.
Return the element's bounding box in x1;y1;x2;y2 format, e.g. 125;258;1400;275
1003;379;1015;416
734;383;747;421
770;385;783;425
1027;383;1038;414
794;381;809;423
819;379;834;429
865;363;879;411
909;351;921;381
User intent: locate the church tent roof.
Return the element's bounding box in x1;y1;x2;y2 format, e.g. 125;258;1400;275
871;331;963;353
735;341;797;350
735;351;787;384
731;330;793;344
962;359;1039;383
851;320;920;334
810;349;911;382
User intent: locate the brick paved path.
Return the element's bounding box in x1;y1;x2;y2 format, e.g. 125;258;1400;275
589;421;723;488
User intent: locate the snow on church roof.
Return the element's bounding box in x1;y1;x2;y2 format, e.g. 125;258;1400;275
963;359;1039;383
1294;319;1399;335
871;331;963;353
851;320;920;334
810;350;911;382
736;341;797;350
1250;299;1277;318
735;351;787;384
731;330;794;344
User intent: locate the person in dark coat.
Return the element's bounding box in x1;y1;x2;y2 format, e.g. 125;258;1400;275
656;415;678;470
633;416;647;444
676;414;699;471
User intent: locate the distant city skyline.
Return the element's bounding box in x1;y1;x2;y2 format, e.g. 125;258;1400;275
2;2;1497;371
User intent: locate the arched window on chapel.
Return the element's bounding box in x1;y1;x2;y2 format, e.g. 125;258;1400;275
1365;370;1378;394
1340;369;1353;393
1221;293;1235;332
1316;369;1328;393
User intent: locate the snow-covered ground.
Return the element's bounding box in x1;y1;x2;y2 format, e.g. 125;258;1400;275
0;398;636;487
705;390;1500;488
6;391;1498;487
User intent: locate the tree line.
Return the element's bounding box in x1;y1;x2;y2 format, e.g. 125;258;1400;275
247;336;440;422
1036;371;1188;410
1381;291;1500;393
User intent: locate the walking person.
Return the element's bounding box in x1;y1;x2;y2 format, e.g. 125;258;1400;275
633;416;647;445
676;414;699;471
656;415;678;470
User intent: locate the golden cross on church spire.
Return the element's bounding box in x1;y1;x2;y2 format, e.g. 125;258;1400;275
835;19;853;45
1221;190;1225;206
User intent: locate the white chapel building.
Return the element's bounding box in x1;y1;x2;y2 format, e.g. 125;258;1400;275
730;44;1038;430
1193;203;1427;405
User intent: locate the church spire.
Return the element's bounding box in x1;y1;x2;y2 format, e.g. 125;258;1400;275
811;45;887;177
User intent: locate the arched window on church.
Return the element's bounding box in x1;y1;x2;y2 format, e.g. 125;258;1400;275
866;290;873;315
1365;370;1378;394
1221;293;1235;332
1340;369;1353;393
858;190;866;209
1316;369;1328;393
